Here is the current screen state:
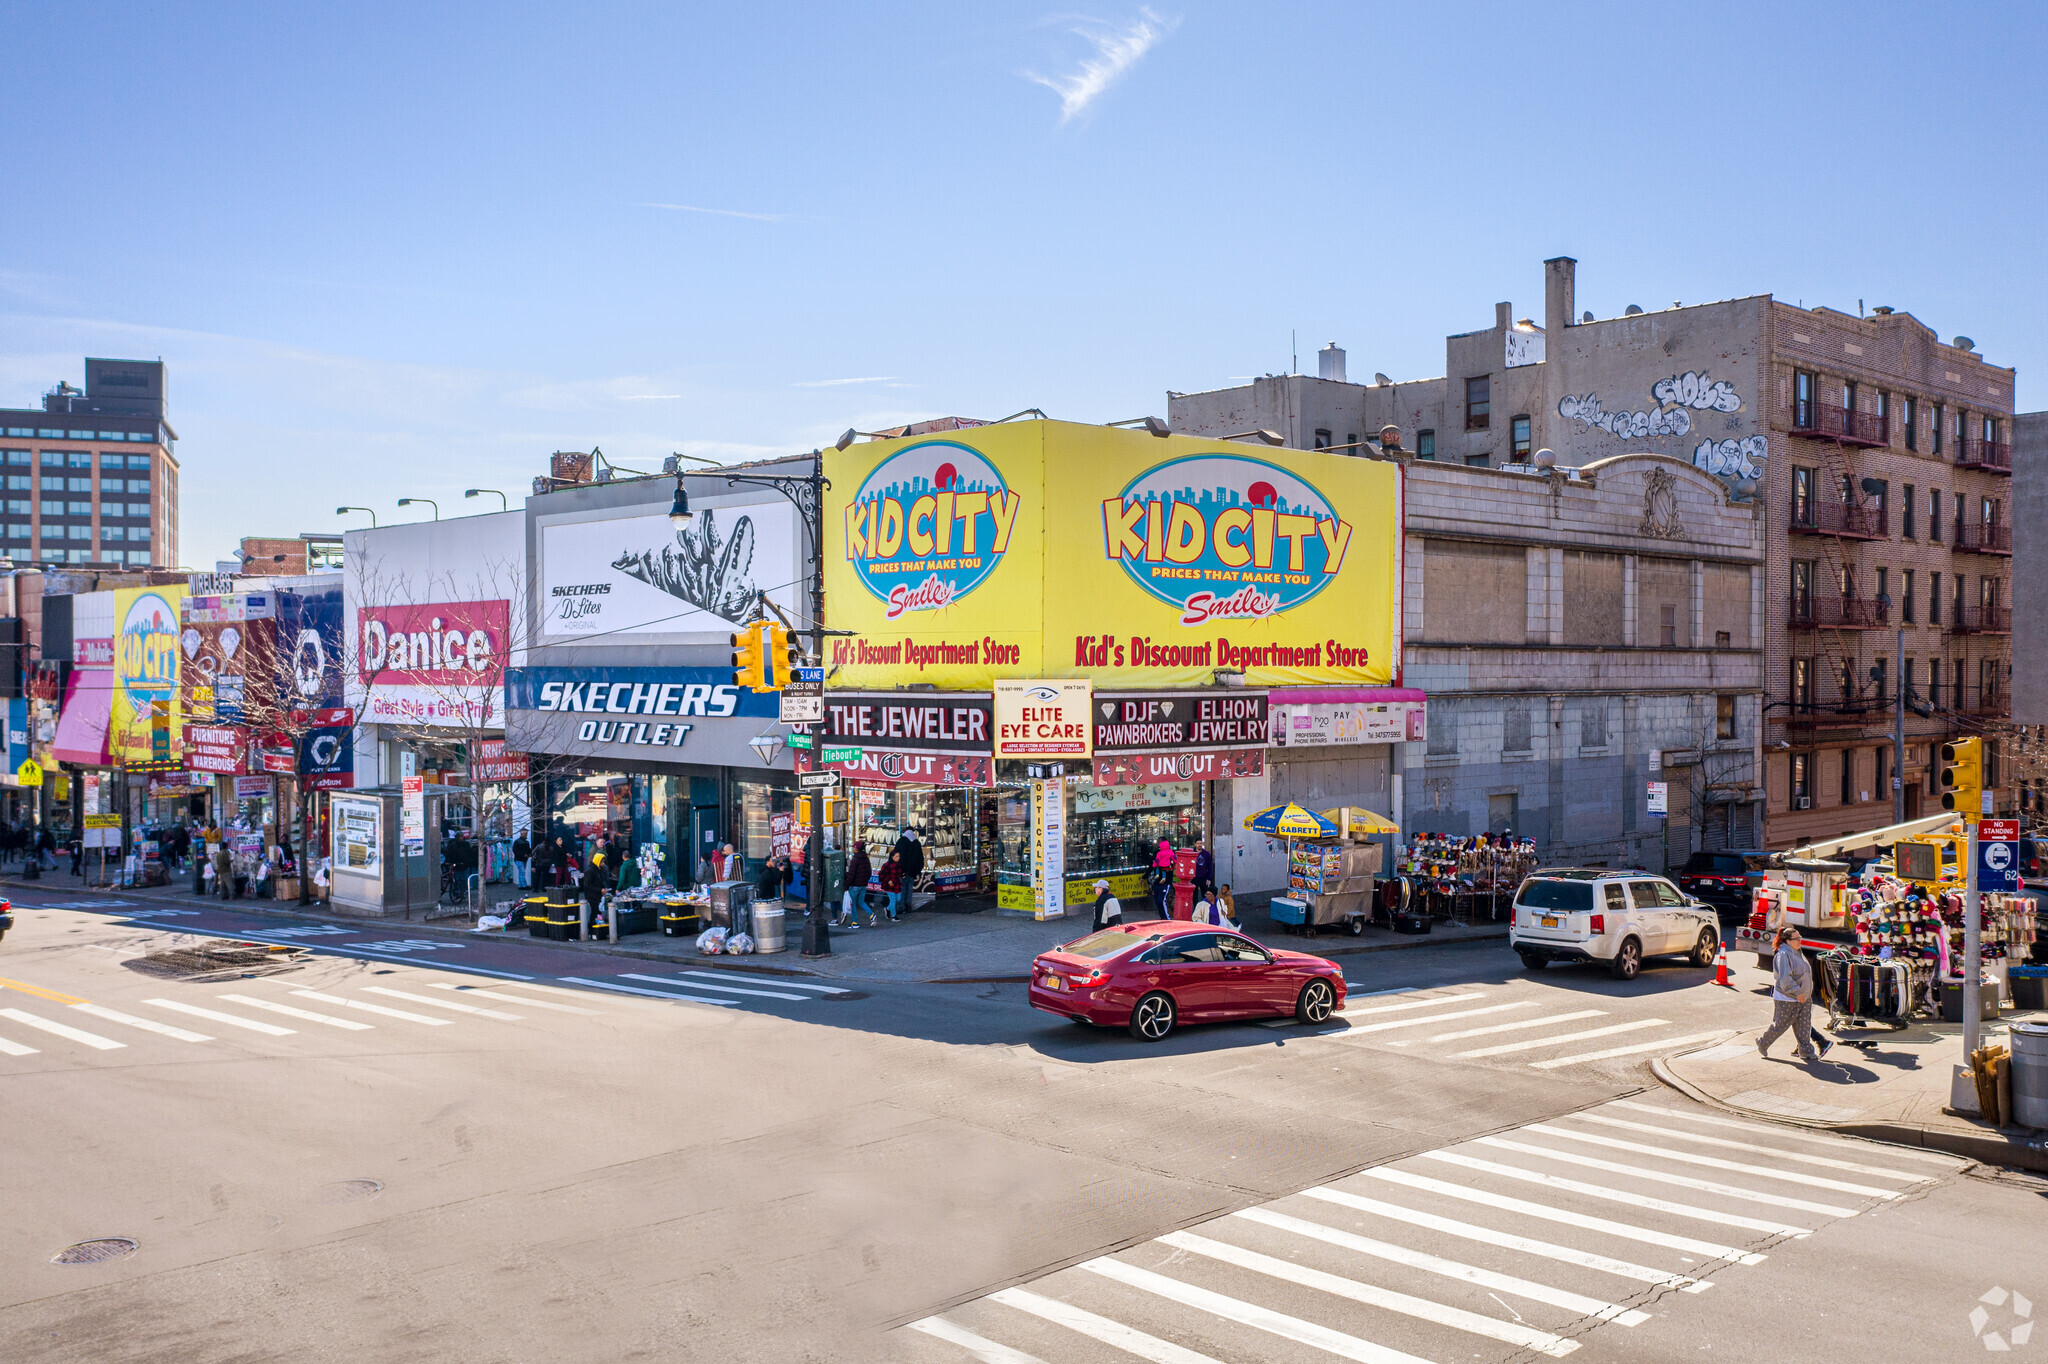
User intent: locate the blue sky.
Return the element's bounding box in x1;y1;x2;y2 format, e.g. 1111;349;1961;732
2;2;2042;565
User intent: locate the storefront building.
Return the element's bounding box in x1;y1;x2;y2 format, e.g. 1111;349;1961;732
813;419;1412;912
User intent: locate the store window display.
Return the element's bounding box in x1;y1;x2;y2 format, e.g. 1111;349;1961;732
853;786;982;894
993;773;1204;910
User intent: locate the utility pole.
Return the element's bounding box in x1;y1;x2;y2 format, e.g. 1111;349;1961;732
1893;626;1906;825
1964;816;1981;1057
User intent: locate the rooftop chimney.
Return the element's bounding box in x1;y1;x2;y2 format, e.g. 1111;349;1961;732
1545;257;1576;340
1318;342;1346;384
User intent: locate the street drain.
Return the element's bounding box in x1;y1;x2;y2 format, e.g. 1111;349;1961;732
318;1179;383;1204
52;1238;137;1265
123;942;308;982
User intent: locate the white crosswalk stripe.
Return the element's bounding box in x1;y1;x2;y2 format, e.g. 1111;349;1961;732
0;1032;39;1056
674;970;851;995
557;976;737;1006
1453;1017;1668;1058
71;1002;212;1042
1340;1001;1535;1036
289;989;455;1025
620;972;814;1002
1521;1122;1906;1198
1414;1008;1607;1044
217;994;372;1031
145;998;295;1036
363;986;521;1020
1530;1029;1732;1068
426;983;601;1014
0;1006;125;1049
895;1095;1952;1364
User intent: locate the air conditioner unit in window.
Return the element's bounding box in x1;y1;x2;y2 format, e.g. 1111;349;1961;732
1793;795;1812;810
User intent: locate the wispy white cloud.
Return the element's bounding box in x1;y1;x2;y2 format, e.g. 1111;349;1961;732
1024;7;1178;123
793;376;901;388
635;202;789;222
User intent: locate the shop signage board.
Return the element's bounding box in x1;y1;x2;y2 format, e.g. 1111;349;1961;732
1268;698;1426;747
504;665;791;769
235;775;273;798
332;795;381;874
1979;818;2020;892
184;724;249;776
296;708;356;791
401;775;425;852
538;504;800;640
1032;775;1066;920
993;678;1092;758
1091;748;1264;786
356;598;511;728
469;738;530;783
111;585;187;766
1647;781;1668;816
1093;691;1267;754
804;691;995;785
823;420;1401;690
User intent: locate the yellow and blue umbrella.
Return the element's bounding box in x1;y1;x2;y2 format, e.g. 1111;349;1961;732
1242;803;1339;838
1320;807;1401;836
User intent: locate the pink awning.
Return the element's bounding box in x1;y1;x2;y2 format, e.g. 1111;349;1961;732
1266;687;1427;704
52;668;114;767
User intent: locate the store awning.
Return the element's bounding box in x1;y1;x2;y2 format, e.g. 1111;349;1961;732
51;668;114;767
1266;686;1426;704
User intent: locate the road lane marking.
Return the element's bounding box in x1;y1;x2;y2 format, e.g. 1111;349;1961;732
623;973;813;1002
1530;1029;1732;1068
0;1033;40;1056
426;984;600;1015
218;994;372;1031
1422;1009;1607;1044
70;1003;212;1042
986;1287;1229;1363
1341;990;1485;1017
1518;1124;1901;1199
1079;1255;1438;1364
0;976;88;1005
1605;1100;1967;1166
1454;1018;1669;1059
1234;1205;1651;1325
362;987;520;1020
289;990;454;1025
149;926;536;979
1297;1186;1708;1292
557;976;738;1006
0;1006;124;1049
1341;1001;1534;1035
144;998;295;1035
674;970;851;995
904;1316;1050;1363
1365;1165;1773;1262
1465;1138;1848;1220
1566;1113;1933;1183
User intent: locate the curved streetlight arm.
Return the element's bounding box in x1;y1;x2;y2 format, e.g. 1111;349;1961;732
336;505;378;527
397;497;440;521
463;489;509;512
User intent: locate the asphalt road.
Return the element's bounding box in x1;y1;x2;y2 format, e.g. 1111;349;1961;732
2;887;2042;1363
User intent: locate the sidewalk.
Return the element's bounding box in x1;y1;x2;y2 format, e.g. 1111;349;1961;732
1;868;1506;984
1657;994;2048;1173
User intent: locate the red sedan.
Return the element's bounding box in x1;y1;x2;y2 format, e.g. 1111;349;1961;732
1029;921;1347;1041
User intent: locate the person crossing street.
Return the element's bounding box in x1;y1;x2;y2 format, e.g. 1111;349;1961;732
1756;926;1833;1063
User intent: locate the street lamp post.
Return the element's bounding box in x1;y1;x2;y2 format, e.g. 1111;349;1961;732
336;505;378;527
670;433;849;956
463;489;508;512
397;497;440;521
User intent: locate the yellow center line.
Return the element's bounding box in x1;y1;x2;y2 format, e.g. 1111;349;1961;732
0;977;89;1006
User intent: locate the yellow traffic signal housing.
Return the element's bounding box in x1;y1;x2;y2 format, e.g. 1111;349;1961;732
764;621;792;690
730;623;765;691
1940;738;1983;817
796;796;845;825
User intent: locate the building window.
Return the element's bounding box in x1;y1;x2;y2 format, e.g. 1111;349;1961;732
1875;390;1889;437
1464;453;1490;468
128;502;151;519
1955;409;1968;452
1792;559;1815;611
1715;630;1731;647
1659;604;1678;647
1427;711;1456;756
127;549;151;565
1716;694;1736;740
1984;415;1999;448
1869;479;1889;525
35;547;61;563
1932;403;1945;455
1877;746;1890;799
4;476;26;492
1930;488;1943;542
38;499;62;518
1953;491;1966;539
1510;415;1532;459
66;451;91;469
1792;466;1815;524
127;454;150;470
1875;566;1889;607
3;500;23;516
1929;571;1942;625
1502;705;1531;752
65;525;90;541
1794;371;1816;426
1792;752;1811;802
1903;397;1918;451
1955;658;1967;709
1;451;24;466
1415;429;1436;459
1905;658;1918;706
1929;659;1942;708
100;525;125;543
1843;381;1858;415
1313;428;1331;451
66;477;90;493
1981;495;1996;529
131;527;151;544
39;452;61;469
3;524;26;541
1903;483;1916;538
1793;657;1814;710
1872;656;1888;702
1840;750;1856;805
1582;703;1609;749
1465;375;1491;430
1954;572;1966;623
98;452;123;469
65;501;90;516
1903;569;1916;622
1981;576;1999;613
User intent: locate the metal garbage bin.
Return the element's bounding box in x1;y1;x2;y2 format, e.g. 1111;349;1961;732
751;902;786;954
2012;1021;2048;1131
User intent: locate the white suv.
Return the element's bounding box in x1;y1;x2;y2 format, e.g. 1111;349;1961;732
1509;869;1719;981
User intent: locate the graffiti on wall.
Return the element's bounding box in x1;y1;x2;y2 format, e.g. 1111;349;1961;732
1557;392;1692;439
1692;435;1767;481
1651;370;1743;413
1505;327;1545;369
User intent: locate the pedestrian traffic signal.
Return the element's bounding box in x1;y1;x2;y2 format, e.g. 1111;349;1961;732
1940;737;1983;817
730;623;765;691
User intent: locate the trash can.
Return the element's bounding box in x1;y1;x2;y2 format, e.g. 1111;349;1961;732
2011;1021;2048;1130
2011;966;2048;1012
752;902;786;954
1941;977;2002;1023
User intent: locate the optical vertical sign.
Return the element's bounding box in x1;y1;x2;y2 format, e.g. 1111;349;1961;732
1032;775;1066;920
1978;817;2020;893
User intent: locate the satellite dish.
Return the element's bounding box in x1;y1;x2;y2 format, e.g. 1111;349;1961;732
1533;448;1557;468
1625;304;1644;316
1373;372;1391;387
1581;311;1594;323
1954;336;1976;352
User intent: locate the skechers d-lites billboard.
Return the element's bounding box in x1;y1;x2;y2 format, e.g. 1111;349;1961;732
825;421;1399;688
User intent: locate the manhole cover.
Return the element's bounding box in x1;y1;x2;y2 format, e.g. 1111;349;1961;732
52;1238;137;1265
124;943;307;982
318;1179;383;1204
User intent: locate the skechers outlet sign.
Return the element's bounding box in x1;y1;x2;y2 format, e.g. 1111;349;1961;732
504;667;781;765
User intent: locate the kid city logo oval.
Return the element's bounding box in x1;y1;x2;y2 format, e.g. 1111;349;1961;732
1101;454;1353;626
843;441;1023;620
116;590;181;702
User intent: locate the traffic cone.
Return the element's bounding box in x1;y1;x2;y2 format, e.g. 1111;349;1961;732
1713;941;1731;988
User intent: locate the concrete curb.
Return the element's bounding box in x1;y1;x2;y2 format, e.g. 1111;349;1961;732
1649;1032;2048;1174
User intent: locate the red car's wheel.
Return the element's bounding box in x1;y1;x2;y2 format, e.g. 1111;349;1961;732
1129;991;1177;1042
1295;978;1335;1024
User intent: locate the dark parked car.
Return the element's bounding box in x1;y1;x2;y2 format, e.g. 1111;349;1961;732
1675;851;1769;921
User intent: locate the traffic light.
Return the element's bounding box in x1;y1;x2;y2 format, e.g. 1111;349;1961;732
730;623;764;691
1941;737;1983;817
797;796;844;825
764;621;796;690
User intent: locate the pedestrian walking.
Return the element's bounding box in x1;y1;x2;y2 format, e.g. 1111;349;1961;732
893;828;924;908
1149;838;1175;919
838;843;872;927
1090;878;1123;932
1193;838;1215;900
1756;926;1833;1063
511;831;531;888
878;849;905;922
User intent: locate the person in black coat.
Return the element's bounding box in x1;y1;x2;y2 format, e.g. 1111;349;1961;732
838;844;872;927
893;830;925;887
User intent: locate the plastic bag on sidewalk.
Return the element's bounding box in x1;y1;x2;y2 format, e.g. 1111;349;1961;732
726;932;755;955
475;915;509;932
696;927;728;954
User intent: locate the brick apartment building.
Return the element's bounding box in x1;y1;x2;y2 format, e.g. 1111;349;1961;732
0;358;181;570
1169;258;2013;853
